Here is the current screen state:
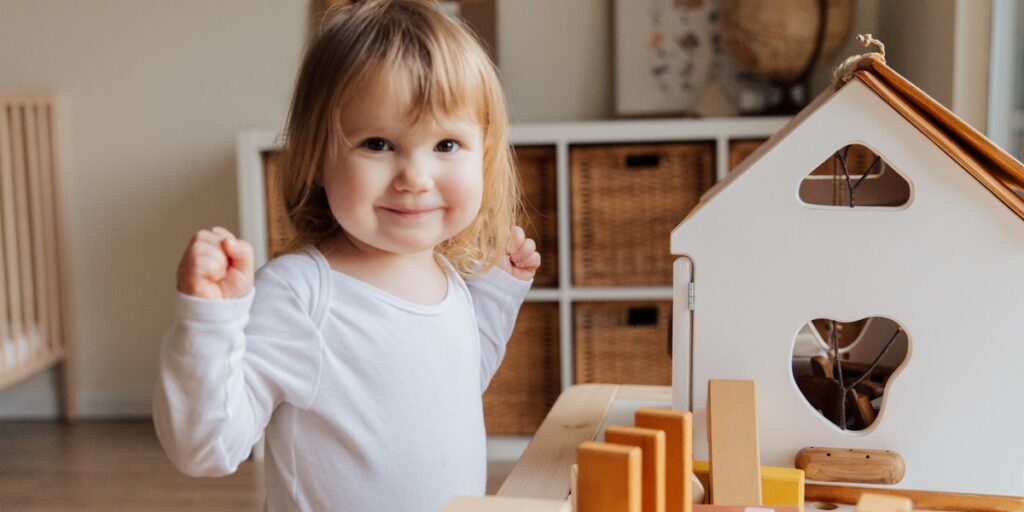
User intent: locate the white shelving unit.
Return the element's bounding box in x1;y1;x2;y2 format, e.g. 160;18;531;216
508;117;788;389
237;116;788;391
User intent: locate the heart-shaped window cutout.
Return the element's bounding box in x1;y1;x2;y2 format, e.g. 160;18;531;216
792;317;909;432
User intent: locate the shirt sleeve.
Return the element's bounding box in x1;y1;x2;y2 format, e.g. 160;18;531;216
465;266;533;391
152;267;324;477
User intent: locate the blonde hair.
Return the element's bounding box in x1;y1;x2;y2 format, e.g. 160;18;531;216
278;0;520;277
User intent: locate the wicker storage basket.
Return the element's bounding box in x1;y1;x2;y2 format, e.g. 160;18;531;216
570;142;714;286
514;145;558;287
262;150;296;257
728;138;766;172
483;302;561;435
574;301;672;385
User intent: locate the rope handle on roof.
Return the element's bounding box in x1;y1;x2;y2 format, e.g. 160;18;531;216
832;34;887;89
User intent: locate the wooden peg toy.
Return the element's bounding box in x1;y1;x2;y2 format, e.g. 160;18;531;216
796;447;905;485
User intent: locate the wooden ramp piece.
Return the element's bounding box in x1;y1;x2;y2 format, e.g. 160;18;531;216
606;426;666;512
635;408;693;512
578;441;642;512
707;380;761;506
856;493;913;512
443;496;570;511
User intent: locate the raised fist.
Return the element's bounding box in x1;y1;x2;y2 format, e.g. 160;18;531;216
176;227;255;299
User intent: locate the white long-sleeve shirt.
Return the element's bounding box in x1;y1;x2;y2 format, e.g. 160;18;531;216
152;246;531;511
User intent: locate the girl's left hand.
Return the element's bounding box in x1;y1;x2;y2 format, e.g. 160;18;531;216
502;225;540;281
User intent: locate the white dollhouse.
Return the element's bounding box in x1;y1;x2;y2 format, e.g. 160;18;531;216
670;59;1024;496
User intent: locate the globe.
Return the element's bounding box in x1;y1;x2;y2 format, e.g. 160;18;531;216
721;0;853;84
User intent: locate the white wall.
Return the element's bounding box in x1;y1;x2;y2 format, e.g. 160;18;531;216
0;0;307;417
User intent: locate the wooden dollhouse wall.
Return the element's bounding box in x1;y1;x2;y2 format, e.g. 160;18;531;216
671;80;1024;495
0;92;74;420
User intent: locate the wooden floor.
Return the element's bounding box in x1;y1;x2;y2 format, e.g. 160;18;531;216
0;421;264;511
0;420;517;511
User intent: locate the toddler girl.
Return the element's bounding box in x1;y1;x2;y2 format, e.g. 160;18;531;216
152;1;539;510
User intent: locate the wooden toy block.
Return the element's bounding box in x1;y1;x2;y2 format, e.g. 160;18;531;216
606;426;667;512
691;506;800;512
443;496;571;511
692;461;804;512
759;466;804;512
578;441;642;512
805;484;1024;512
796;447;904;485
635;408;694;512
855;492;913;512
707;380;761;506
570;464;578;512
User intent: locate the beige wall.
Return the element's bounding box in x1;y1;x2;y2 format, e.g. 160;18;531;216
497;0;612;122
0;0;307;417
879;0;957;106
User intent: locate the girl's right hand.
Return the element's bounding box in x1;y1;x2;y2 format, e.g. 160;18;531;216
176;227;255;299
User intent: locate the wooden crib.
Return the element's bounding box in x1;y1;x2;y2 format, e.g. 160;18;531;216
0;92;74;420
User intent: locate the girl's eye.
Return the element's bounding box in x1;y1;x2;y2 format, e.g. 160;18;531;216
435;139;461;153
361;138;392;152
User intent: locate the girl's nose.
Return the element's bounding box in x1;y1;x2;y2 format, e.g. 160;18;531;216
393;158;434;193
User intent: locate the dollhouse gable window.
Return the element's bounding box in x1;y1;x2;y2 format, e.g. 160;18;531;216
798;144;911;208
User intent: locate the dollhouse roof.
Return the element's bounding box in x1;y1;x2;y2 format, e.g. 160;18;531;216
700;59;1024;220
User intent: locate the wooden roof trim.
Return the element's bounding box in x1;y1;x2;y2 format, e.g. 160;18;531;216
854;69;1024;221
867;61;1024;187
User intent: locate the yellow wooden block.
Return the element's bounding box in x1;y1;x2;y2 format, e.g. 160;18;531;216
578;441;642;512
636;408;693;512
856;492;913;512
693;460;804;512
606;426;666;512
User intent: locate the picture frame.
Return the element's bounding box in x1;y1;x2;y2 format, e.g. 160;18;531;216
612;0;718;117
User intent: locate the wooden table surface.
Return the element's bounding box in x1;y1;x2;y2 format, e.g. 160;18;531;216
496;384;671;500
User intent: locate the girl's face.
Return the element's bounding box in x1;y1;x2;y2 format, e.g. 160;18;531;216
322;80;485;258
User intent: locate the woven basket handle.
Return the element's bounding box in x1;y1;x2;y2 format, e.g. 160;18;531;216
624;153;662;168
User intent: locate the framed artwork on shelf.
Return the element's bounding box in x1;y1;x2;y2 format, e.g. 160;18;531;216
612;0;718;117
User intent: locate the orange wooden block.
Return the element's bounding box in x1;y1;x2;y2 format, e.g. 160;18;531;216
707;380;761;506
606;426;666;512
578;441;642;512
635;408;693;512
692;506;799;512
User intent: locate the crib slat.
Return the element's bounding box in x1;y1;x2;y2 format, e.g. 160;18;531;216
36;103;62;356
0;103;11;369
40;96;75;419
24;102;50;359
0;102;24;367
9;102;37;362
